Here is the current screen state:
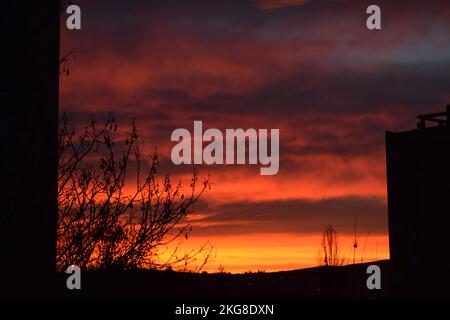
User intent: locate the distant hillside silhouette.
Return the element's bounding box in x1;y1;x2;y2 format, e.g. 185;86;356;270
54;260;390;300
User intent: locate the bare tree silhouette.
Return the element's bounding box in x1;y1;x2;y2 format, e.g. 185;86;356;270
57;113;211;271
319;225;345;267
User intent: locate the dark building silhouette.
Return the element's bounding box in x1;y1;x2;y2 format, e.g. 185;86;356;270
386;106;450;298
1;2;60;298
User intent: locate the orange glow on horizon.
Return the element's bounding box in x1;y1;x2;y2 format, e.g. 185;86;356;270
159;233;390;274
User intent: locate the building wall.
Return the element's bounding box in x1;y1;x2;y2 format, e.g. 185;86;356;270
0;1;60;298
386;125;450;298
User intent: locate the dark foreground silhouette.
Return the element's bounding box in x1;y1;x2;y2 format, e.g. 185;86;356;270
54;260;390;300
3;2;450;301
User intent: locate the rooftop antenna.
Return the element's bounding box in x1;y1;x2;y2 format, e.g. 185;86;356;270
417;105;450;129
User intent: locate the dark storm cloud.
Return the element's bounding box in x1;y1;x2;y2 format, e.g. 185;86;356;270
63;0;450;123
190;196;388;235
157;61;450;118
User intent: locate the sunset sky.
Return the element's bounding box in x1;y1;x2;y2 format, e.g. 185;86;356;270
60;0;450;273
